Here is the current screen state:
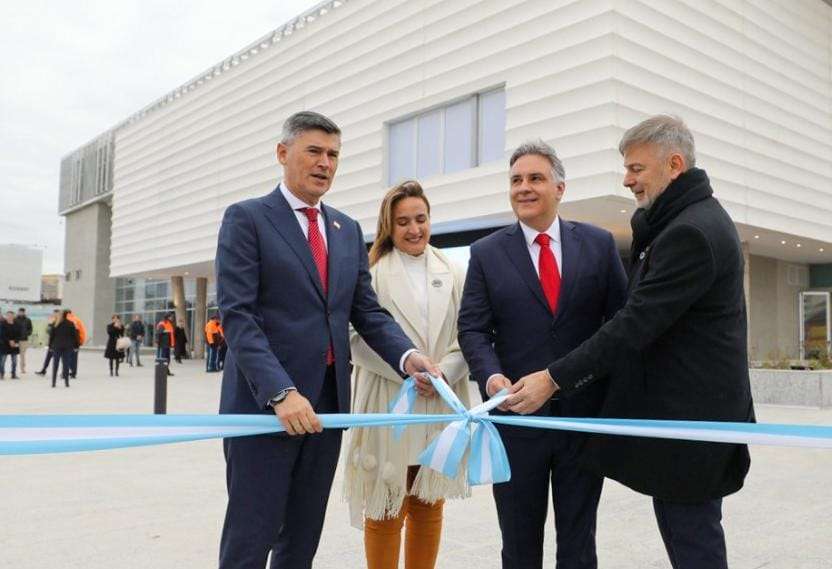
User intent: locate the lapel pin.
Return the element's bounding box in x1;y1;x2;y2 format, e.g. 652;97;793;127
639;251;646;260
333;220;341;230
432;279;443;288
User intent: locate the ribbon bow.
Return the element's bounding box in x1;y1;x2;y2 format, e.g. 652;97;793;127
389;375;512;485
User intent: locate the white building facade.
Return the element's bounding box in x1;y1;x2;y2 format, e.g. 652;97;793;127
61;0;832;358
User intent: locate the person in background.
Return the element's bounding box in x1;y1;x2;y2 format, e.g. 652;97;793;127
0;310;21;379
155;312;175;376
35;310;61;376
14;308;33;374
65;310;86;379
174;320;188;363
51;310;79;388
343;181;470;569
104;314;126;377
127;314;145;367
205;314;221;372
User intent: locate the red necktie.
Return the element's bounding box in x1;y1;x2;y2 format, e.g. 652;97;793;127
302;207;334;364
534;233;561;314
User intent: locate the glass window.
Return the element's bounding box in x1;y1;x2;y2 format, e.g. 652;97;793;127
443;97;476;174
479;89;506;163
416;110;442;179
389;118;416;183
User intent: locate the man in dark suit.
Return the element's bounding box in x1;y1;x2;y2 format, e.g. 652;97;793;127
458;140;628;569
216;111;441;569
511;116;754;569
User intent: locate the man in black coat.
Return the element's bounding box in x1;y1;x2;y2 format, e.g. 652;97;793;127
0;310;22;379
507;115;754;569
14;308;33;374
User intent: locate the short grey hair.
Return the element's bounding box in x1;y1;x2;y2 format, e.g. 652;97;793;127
509;140;566;182
280;111;341;145
619;114;696;168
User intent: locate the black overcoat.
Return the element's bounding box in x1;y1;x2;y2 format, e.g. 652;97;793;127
548;168;754;503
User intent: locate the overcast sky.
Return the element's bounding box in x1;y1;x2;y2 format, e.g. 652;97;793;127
0;0;320;273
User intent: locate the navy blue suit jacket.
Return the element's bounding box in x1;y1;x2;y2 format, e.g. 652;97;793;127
216;186;414;415
458;219;628;433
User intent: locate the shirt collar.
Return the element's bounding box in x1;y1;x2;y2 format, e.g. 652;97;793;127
280;182;323;214
520;216;561;247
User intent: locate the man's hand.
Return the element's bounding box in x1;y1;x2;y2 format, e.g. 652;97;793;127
273;391;322;435
404;352;443;398
486;374;513;411
506;369;559;415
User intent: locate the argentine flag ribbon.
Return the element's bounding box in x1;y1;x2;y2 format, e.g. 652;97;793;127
389;374;512;485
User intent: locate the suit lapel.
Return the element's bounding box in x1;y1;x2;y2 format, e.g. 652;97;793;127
553;219;582;324
426;247;452;355
262;187;326;303
501;223;550;313
322;204;343;302
384;251;428;348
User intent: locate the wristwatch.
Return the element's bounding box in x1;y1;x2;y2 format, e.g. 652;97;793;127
268;388;295;408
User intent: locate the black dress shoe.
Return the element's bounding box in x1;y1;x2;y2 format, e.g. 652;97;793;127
35;371;46;376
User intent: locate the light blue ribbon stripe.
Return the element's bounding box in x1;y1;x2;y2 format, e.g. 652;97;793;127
1;377;831;469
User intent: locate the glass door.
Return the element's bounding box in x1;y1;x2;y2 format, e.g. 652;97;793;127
799;292;831;360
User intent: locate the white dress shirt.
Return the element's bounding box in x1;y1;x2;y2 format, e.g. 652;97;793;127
280;183;328;249
519;216;562;277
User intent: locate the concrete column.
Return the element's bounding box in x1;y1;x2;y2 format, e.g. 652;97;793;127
171;276;188;350
742;242;752;358
193;277;207;359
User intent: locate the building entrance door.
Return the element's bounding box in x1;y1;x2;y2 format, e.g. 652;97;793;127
799;291;831;360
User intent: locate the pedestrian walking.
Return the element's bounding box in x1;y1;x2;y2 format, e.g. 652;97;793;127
104;315;126;377
35;310;60;376
0;311;21;379
14;308;33;374
127;314;145;367
51;310;79;388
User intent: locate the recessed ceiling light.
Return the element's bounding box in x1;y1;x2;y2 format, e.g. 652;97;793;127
820;248;825;253
753;235;760;239
619;209;627;213
781;240;787;245
796;243;802;248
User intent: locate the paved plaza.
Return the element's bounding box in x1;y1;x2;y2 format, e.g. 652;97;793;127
0;349;830;568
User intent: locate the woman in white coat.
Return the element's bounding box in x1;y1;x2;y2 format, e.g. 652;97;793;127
344;180;470;569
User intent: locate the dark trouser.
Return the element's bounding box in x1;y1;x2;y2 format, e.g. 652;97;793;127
219;367;342;569
52;349;72;386
493;430;603;569
40;349;53;373
156;345;171;364
109;357;121;375
0;353;18;376
69;350;78;377
207;345;218;371
653;497;728;569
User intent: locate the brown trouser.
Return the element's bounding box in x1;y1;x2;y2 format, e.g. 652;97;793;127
364;466;444;569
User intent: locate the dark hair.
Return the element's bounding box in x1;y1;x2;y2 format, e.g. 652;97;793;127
368;180;431;266
280;111;341;145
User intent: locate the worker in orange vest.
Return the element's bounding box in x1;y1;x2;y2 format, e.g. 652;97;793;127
65;310;86;378
204;314;221;372
155;312;176;375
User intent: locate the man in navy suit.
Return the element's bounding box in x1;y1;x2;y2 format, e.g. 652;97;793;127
216;111;441;569
458;140;628;569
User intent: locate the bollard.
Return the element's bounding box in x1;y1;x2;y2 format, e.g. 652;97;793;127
154;361;168;414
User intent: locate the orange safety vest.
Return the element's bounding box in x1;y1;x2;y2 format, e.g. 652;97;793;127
66;313;87;346
157;320;175;347
204;320;218;343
